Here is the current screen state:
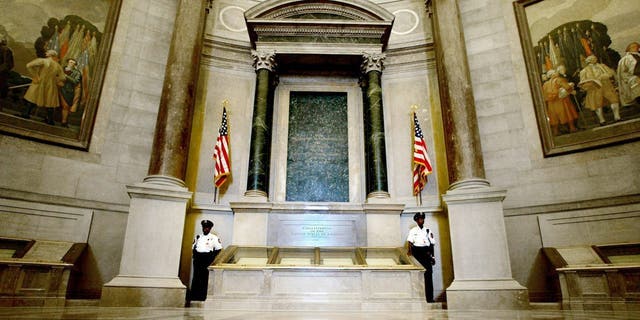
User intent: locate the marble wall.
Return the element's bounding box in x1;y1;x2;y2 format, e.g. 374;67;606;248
0;0;178;298
458;0;640;301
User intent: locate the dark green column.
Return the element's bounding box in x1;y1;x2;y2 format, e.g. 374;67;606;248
245;50;277;197
361;53;390;199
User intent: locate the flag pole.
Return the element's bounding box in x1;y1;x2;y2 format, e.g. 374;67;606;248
213;186;218;204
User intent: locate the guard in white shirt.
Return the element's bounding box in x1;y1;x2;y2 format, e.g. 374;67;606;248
407;212;436;302
190;219;223;301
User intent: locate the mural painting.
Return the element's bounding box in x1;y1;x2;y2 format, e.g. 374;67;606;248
0;0;120;149
515;0;640;156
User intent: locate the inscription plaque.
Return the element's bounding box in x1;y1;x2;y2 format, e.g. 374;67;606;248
268;213;366;247
280;220;355;247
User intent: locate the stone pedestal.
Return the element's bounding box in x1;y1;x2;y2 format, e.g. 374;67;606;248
443;185;529;310
364;203;404;246
230;202;271;246
101;182;192;307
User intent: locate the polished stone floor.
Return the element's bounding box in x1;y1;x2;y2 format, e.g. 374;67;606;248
0;307;639;320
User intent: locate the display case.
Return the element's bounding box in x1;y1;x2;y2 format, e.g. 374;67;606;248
543;243;640;312
207;246;429;311
214;246;418;269
0;237;86;306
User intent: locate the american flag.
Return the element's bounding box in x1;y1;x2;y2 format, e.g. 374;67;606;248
413;112;433;195
213;107;230;188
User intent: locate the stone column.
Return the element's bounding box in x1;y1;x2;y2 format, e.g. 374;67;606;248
244;50;277;199
361;53;390;200
429;0;529;310
101;0;206;307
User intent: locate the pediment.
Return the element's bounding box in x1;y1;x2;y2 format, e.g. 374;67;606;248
245;0;394;21
245;0;394;53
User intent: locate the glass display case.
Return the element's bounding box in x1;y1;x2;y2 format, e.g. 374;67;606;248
213;245;420;269
207;245;428;310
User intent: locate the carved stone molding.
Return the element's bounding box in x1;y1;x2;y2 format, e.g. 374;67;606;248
361;52;386;73
245;0;394;54
251;50;277;72
252;25;386;39
260;3;375;20
245;0;393;21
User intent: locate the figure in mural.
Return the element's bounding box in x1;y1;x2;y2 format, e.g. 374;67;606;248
21;50;65;125
537;22;619;88
59;58;82;127
190;219;223;301
578;55;621;125
543;68;578;135
617;42;640;106
407;212;436;303
0;35;14;100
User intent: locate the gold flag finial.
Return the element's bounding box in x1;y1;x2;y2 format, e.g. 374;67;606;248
410;104;419;113
222;99;230;108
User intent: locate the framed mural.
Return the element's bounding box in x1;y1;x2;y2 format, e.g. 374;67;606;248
514;0;640;156
0;0;121;150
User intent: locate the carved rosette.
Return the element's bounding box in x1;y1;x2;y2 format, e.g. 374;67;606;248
361;52;386;74
251;50;277;72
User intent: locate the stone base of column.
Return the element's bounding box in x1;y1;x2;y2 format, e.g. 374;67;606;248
243;189;268;202
446;279;529;310
364;203;404;246
230;201;270;245
366;191;390;203
100;180;192;307
101;276;186;307
443;181;529;310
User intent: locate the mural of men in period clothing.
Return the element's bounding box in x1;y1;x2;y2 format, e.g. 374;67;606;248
59;58;82;127
578;55;620;125
543;68;579;135
0;35;14;100
21;49;65;125
617;42;640;106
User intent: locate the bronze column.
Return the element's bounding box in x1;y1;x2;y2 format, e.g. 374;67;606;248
245;50;277;197
361;53;390;199
145;0;207;187
430;0;488;190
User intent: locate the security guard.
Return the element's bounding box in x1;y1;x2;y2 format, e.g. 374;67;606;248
190;219;223;301
407;212;436;302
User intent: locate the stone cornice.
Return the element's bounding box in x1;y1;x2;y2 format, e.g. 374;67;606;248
245;0;394;53
0;187;129;213
503;193;640;217
245;0;395;21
